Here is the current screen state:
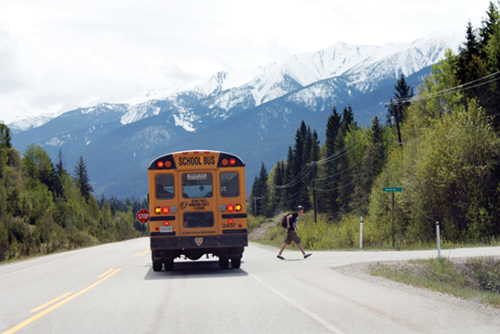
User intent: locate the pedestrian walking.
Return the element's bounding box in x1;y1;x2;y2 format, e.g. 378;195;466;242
277;205;312;260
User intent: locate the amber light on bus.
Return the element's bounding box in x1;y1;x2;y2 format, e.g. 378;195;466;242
219;204;242;212
156;161;172;168
221;158;237;166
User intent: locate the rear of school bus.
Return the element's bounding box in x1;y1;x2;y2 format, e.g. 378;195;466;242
147;150;248;271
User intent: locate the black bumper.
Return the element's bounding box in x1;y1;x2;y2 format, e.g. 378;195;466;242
150;233;248;250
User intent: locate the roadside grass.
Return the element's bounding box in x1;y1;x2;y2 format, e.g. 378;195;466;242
369;257;500;308
247;213;500;251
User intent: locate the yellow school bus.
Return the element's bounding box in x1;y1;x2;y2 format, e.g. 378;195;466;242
147;150;248;271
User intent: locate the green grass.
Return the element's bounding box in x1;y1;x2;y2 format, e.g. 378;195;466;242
248;213;500;251
370;257;500;308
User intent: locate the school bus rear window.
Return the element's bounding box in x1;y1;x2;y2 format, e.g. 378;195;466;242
156;174;174;199
182;173;213;198
220;172;239;197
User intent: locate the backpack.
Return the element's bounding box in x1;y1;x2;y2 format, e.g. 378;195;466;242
281;213;291;228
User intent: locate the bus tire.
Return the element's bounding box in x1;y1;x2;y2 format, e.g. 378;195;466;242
231;258;241;269
164;260;174;271
219;258;229;269
153;262;162;272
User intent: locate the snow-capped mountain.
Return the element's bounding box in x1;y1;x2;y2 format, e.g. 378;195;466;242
10;32;463;199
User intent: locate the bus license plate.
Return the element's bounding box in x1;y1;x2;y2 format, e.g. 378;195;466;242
160;226;173;233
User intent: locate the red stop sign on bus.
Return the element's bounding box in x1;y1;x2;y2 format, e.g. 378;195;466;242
136;209;150;224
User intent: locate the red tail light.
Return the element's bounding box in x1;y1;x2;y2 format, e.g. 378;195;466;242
227;204;235;212
162;206;170;214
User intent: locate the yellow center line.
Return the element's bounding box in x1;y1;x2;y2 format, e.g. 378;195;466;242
30;292;72;313
138;248;150;257
97;269;114;278
2;268;121;334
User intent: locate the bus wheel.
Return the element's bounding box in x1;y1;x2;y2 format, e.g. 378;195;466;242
153;262;162;272
164;260;174;271
231;258;241;269
219;258;229;269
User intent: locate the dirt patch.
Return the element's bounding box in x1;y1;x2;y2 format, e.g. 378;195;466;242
249;222;275;240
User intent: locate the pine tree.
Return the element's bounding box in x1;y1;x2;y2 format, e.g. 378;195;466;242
257;162;270;217
479;1;499;51
56;148;66;177
321;107;341;215
74;156;94;201
455;21;489;104
335;106;357;213
281;146;292;211
272;160;285;214
0;123;11;149
249;162;270;217
386;74;413;124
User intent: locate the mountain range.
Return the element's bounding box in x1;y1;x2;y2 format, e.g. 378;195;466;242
10;32;464;199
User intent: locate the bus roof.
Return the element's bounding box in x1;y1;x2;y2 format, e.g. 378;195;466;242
147;150;245;170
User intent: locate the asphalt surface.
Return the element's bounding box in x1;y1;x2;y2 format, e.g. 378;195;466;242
1;237;500;334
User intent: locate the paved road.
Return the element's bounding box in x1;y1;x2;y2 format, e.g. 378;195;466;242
1;238;500;334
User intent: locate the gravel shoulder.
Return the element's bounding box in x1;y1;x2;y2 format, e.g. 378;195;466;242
334;261;500;317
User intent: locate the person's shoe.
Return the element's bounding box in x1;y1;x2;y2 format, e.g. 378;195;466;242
277;255;285;260
304;253;312;259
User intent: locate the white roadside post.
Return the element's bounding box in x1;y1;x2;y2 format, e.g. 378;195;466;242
436;221;441;259
360;215;363;249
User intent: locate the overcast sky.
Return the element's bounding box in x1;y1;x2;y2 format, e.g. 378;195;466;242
0;0;493;123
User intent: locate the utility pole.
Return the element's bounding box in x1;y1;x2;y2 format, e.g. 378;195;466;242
307;161;318;223
385;102;403;149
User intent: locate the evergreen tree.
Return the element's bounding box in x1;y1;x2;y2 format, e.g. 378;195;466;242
257;162;270;217
479;1;499;51
309;130;320;213
74;156;94;201
249;162;270;217
284;145;294;211
370;115;386;178
455;21;489;106
272;160;286;214
335;106;357;213
386;74;413;124
320;107;342;215
292;122;311;210
0;123;11;149
56;148;66;177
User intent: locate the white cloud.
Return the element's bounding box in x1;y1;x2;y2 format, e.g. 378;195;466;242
0;0;493;123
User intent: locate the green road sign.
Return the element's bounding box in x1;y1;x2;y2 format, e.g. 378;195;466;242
383;187;402;192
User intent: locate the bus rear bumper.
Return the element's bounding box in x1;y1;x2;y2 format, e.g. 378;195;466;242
150;232;247;249
150;233;248;261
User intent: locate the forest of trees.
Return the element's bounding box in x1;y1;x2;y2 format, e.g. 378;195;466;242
0;130;148;262
250;1;500;245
